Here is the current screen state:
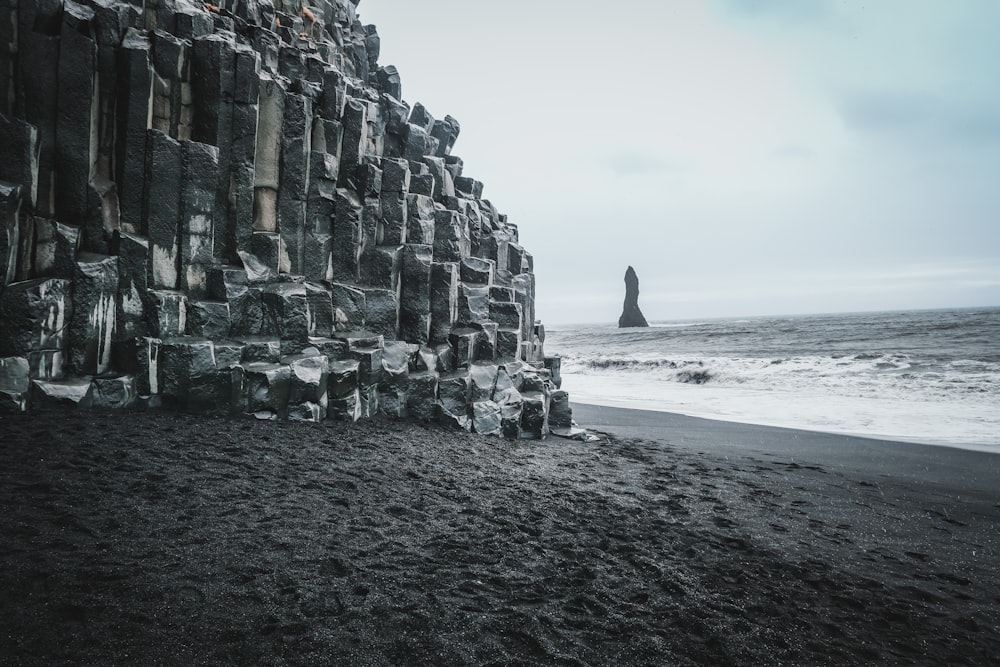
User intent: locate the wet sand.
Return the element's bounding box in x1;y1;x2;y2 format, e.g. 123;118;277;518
1;406;998;665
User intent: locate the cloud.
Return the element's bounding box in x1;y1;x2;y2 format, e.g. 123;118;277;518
944;108;1000;145
838;90;939;131
715;0;831;23
599;150;687;176
838;90;1000;145
772;144;816;159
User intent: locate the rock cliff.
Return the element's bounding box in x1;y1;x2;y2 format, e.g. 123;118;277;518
0;0;579;438
618;266;649;328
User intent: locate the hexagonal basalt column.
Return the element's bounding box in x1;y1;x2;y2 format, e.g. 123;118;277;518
68;253;117;376
0;278;72;359
284;353;329;422
328;358;361;422
262;282;309;343
437;370;471;431
159;337;227;411
0;356;30;414
232;361;292;419
406;369;438;422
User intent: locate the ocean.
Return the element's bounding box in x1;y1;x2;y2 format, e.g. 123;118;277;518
546;307;1000;452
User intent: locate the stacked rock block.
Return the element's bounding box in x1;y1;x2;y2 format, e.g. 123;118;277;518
0;0;581;438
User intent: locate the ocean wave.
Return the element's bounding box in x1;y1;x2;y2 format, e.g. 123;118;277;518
648;322;708;329
676;370;713;384
580;358;705;371
558;352;1000;399
564;357;715;384
546;308;1000;445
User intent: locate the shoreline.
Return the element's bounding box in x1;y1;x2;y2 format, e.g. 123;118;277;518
567;394;1000;455
571;401;1000;495
548;307;1000;453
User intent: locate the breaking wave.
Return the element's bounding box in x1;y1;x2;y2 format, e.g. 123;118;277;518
568;357;715;384
546;307;1000;449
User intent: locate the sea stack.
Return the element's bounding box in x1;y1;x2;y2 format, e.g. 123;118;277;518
618;266;649;328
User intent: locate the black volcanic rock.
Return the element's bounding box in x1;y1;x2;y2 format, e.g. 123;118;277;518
618;265;649;328
0;0;581;437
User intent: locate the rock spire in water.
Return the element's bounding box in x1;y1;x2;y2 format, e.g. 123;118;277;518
618;266;649;328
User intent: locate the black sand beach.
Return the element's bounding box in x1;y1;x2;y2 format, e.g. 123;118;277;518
1;406;998;665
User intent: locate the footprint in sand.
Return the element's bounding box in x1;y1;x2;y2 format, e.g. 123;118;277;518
933;572;972;586
922;508;968;527
176;585;205;603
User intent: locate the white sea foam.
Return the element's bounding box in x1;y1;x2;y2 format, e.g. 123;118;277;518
548;308;1000;453
562;370;1000;452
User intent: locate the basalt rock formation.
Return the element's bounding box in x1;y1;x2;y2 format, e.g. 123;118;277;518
0;0;581;438
618;265;649;328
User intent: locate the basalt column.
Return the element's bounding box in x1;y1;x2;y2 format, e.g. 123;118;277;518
0;0;586;439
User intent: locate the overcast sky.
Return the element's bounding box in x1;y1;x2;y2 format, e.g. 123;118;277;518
358;0;1000;325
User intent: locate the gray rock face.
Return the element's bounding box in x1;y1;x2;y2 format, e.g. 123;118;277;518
472;400;501;435
0;356;30;413
0;277;72;357
69;252;117;375
91;375;138;410
618;265;649;328
233;361;292;419
285;353;329;422
0;0;587;439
